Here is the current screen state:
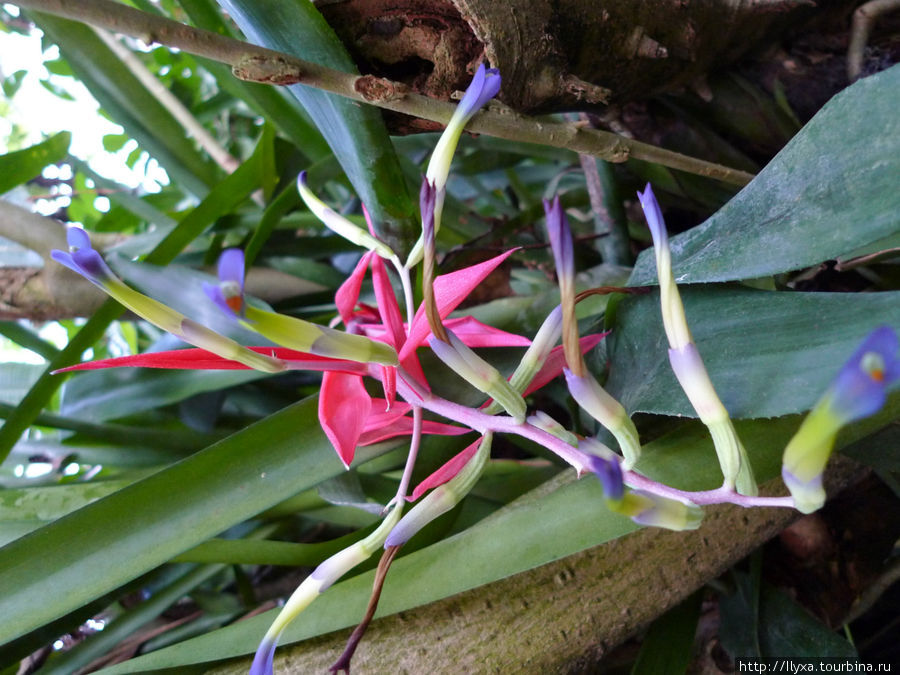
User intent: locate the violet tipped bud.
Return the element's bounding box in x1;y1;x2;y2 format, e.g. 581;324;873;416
608;490;703;531
581;437;625;501
564;367;641;469
297;171;396;260
783;326;900;513
638;184;756;495
407;64;501;268
51;229;286;373
543;197;582;375
429;330;526;423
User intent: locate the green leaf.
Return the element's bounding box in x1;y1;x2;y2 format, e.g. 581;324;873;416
631;590;702;675
218;0;417;250
629;64;900;286
605;287;900;419
720;572;856;659
0;479;134;547
0;131;70;194
0;396;361;644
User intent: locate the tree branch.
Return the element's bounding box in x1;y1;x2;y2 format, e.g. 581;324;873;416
0;200;104;320
13;0;755;186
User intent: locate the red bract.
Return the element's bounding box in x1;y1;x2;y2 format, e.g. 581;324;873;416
407;436;483;501
319;372;372;468
53;347;368;374
400;249;517;362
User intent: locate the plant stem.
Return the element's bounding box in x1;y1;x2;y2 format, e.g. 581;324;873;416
14;0;755;186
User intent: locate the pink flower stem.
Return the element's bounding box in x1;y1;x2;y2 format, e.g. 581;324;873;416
376;365;796;510
395;405;424;502
624;473;795;508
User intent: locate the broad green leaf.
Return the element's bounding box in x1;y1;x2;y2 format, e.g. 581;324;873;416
605;287;900;419
0;131;70;193
629;64;900;286
0;479;134;547
0;395;367;644
218;0;417;250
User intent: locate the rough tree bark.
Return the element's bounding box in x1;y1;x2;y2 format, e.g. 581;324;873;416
316;0;859;115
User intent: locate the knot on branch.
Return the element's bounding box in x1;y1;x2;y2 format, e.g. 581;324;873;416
354;75;410;103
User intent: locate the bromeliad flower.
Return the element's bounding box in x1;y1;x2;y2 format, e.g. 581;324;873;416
55;51;867;671
782;325;900;513
638;184;757;495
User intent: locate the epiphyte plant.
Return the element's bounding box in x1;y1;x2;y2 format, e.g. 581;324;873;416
51;64;900;673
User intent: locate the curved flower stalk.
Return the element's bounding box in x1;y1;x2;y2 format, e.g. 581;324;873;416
405;63;501;268
782;325;900;513
637;184;757;496
544;197;641;468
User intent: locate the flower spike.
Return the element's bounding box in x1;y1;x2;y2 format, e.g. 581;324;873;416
638;184;757;496
406;64;501;268
782;326;900;513
250;504;405;675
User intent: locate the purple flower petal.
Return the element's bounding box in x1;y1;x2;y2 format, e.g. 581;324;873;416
204;248;246;319
543;196;573;283
249;637;277;675
217;248;245;289
587;453;624;501
456;64;501;119
50;227;115;286
637;183;667;249
827;325;900;424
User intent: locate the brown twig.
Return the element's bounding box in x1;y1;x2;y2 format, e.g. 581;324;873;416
847;0;900;81
13;0;756;186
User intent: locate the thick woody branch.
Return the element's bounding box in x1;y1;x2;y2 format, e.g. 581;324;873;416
12;0;755;186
